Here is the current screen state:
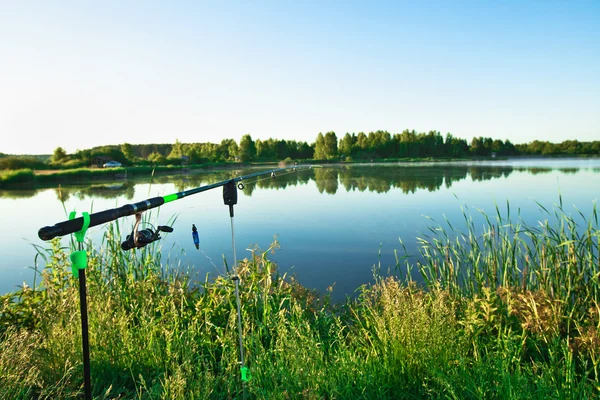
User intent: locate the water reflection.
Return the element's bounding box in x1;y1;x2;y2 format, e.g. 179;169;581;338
0;163;595;200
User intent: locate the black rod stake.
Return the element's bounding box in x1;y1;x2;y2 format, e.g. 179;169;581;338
77;242;92;400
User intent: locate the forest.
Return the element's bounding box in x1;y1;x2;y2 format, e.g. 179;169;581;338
1;130;599;170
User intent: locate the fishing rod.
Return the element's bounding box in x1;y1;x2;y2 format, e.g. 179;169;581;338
38;165;313;241
36;164;315;400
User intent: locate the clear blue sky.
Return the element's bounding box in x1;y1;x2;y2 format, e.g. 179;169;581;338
1;1;598;155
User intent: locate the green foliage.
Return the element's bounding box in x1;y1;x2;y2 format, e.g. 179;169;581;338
51;147;68;164
1;202;599;398
339;133;353;157
0;156;46;170
314;132;340;160
323;131;338;159
255;138;312;161
516;140;600;156
239;134;256;162
0;169;35;185
3;133;599;176
120;143;136;162
148;151;166;165
167;139;185;160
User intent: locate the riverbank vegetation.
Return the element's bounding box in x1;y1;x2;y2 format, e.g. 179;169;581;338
2;131;599;174
1;202;598;398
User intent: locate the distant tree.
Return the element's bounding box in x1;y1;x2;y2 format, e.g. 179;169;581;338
356;132;368;151
470;137;488;156
72;149;92;164
0;156;46;170
90;146;127;164
339;133;353;157
367;130;392;157
199;143;220;161
503;139;517;156
527;140;546;155
298;141;314;159
228;140;239;160
491;139;504;154
323;131;338;159
314;133;327;160
239;134;256;162
275;140;289;160
168;139;185;159
121;143;136;162
217;139;239;161
148;151;166;165
542;142;559;156
51;147;68;164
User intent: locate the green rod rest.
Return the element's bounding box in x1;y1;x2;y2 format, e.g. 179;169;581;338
69;211;90;278
241;366;250;382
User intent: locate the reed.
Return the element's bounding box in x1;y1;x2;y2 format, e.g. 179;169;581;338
0;201;598;398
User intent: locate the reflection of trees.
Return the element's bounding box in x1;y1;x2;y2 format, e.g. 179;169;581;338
339;166;468;194
0;189;39;199
1;163;593;201
314;168;339;194
241;182;256;197
166;168;314;197
50;182;134;201
242;169;313;197
524;167;552;175
558;168;578;174
470;166;512;182
83;183;135;200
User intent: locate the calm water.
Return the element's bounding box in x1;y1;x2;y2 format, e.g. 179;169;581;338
1;159;599;301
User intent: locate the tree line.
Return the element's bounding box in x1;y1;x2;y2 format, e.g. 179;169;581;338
1;131;599;170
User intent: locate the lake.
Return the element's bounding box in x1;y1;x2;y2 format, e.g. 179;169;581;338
1;158;599;301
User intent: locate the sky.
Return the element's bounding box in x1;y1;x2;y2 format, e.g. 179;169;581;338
1;0;599;155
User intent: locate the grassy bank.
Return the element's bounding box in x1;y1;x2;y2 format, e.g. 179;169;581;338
1;203;599;399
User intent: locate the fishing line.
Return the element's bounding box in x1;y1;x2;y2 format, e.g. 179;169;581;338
199;249;219;271
237;167;310;189
191;223;220;271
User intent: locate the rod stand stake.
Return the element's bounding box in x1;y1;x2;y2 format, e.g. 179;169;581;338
69;211;92;400
69;211;90;278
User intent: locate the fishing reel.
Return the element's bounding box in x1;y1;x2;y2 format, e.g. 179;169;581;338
121;213;174;251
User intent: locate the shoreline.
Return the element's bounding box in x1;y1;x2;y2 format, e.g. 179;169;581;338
1;155;599;189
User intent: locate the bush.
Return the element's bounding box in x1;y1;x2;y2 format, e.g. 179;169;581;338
0;169;35;185
0;157;46;170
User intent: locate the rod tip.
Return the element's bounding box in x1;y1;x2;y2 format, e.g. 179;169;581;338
38;226;62;241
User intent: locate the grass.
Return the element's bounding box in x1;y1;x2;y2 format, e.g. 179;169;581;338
0;168;36;185
1;202;599;399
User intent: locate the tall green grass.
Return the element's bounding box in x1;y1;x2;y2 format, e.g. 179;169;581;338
1;201;599;398
0;168;36;185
